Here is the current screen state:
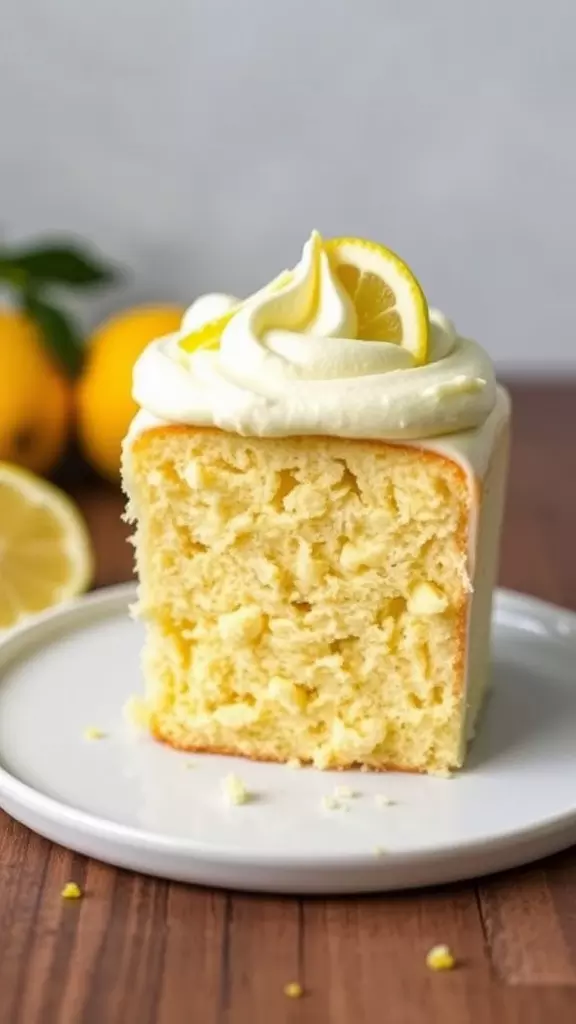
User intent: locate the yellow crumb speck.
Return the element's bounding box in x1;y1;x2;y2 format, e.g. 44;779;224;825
286;758;302;769
184;760;195;769
426;944;456;971
319;794;348;811
222;773;250;805
375;794;395;807
83;727;106;741
284;982;303;998
360;764;370;773
123;694;152;730
335;785;357;799
61;882;82;900
373;846;387;857
432;767;453;779
321;794;349;811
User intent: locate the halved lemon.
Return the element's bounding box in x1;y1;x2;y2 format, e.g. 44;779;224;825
325;237;429;364
0;463;93;630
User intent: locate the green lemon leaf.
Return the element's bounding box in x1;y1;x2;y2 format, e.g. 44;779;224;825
0;242;117;287
23;293;84;377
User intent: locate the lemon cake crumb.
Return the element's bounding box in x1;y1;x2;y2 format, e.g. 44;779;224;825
83;727;106;741
123;694;152;730
375;794;395;807
284;982;303;999
184;760;195;769
287;758;302;769
61;882;82;900
222;773;250;805
373;846;387;857
322;794;348;812
322;795;338;811
335;785;358;799
426;945;456;971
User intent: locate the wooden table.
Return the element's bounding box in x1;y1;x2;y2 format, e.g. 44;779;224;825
1;384;575;1024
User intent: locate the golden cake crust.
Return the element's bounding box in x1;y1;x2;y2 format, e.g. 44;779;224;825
149;717;424;773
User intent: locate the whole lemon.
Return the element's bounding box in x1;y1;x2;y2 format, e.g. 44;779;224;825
0;309;71;475
77;305;185;482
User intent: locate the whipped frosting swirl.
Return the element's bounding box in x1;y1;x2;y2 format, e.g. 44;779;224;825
132;233;496;441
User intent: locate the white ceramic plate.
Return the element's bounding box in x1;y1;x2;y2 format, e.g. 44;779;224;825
0;583;575;894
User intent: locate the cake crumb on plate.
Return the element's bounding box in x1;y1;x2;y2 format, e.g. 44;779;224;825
83;726;106;741
321;793;351;811
222;774;251;805
374;794;396;808
334;785;358;799
319;794;348;811
123;694;151;730
322;795;339;811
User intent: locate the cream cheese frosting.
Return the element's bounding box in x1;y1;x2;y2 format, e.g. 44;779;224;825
130;232;505;468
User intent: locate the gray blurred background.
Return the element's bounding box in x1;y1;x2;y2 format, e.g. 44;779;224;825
2;0;574;374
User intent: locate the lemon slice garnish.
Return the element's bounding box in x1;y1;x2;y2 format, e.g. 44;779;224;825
324;237;429;364
179;302;241;353
0;463;93;630
180;270;293;353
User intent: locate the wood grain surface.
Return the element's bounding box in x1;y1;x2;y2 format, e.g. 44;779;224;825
1;384;576;1024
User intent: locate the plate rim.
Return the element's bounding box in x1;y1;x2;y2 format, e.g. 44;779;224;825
0;582;575;874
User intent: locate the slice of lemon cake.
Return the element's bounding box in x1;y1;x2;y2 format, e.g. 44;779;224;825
122;232;509;774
